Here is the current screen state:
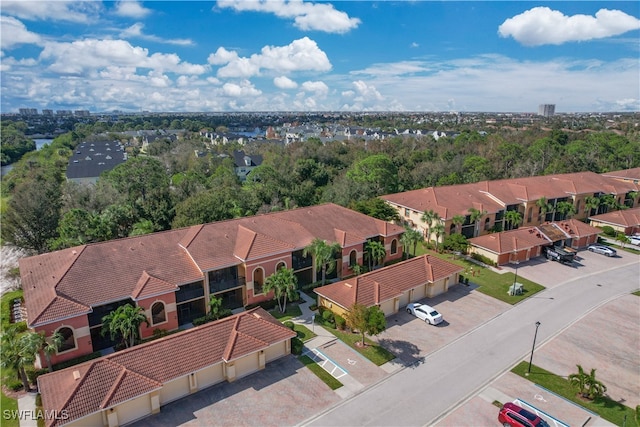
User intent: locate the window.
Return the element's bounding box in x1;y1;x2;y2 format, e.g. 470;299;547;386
276;261;286;271
404;208;410;217
253;268;264;295
151;302;166;325
390;239;397;255
58;327;76;352
484;217;491;230
349;250;357;267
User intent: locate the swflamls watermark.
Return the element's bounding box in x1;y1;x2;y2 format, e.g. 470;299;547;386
3;409;70;421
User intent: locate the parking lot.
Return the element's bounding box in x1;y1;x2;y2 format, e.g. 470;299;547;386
374;283;511;365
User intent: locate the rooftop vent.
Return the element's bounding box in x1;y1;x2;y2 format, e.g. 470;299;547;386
73;370;81;380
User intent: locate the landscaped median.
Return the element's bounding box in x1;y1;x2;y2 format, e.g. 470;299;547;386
511;361;639;427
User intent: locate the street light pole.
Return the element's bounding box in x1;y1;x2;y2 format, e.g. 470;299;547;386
528;321;541;374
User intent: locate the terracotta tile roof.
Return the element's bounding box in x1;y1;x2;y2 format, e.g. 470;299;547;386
21;203;403;327
38;308;295;427
314;255;463;310
382;170;639;220
469;227;551;254
589;207;640;228
554;219;602;238
601;168;640;181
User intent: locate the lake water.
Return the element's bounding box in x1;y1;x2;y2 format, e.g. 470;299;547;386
1;138;52;176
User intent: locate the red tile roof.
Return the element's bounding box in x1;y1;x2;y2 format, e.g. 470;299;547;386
554;219;602;238
589;207;640;228
21;204;404;327
601;168;640;181
469;227;551;254
314;255;463;310
382;171;639;219
38;308;295;427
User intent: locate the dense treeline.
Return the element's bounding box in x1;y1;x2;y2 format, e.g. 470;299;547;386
1;121;638;255
0;122;36;165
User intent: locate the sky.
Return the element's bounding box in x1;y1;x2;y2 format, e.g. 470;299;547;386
1;1;639;113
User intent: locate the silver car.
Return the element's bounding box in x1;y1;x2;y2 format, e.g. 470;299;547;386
587;245;617;257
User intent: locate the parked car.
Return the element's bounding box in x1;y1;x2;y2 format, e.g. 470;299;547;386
498;402;550;427
627;234;640;246
587;244;617;257
406;303;443;325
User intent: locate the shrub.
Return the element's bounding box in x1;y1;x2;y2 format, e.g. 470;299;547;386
309;303;318;311
334;314;346;330
283;321;295;330
153;328;168;338
27;368;48;385
7;379;23;391
601;225;616;237
470;252;496;267
322;310;335;325
291;337;303;355
52;351;101;371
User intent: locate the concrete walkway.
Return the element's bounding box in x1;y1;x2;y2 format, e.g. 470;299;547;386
17;392;38;427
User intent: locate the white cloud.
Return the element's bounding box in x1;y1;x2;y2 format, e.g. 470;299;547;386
120;23;193;46
499;7;640;46
301;80;328;96
352;80;383;101
217;0;360;33
353;61;430;77
213;37;331;78
0;16;41;49
222;79;262;97
274;76;298;89
114;1;152;19
39;39;207;75
0;0;100;23
411;42;419;48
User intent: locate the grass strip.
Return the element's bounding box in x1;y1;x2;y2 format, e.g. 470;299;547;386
511;361;638;427
326;328;395;366
298;355;343;390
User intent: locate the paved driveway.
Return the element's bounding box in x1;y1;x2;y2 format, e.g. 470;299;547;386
374;284;510;365
501;247;638;289
130;355;340;427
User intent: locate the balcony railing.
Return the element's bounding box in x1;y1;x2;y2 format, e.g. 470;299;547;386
209;276;246;294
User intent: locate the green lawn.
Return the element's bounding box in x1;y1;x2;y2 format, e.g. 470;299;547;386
298;355;343;390
268;304;302;322
1;289;24;330
1;390;19;427
512;362;638;427
293;323;316;342
415;248;545;304
325;327;395;366
633;290;640;297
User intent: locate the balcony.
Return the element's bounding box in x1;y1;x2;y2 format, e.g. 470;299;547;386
209;276;246;294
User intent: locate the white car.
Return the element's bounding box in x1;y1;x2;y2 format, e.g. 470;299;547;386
628;235;640;246
406;303;443;325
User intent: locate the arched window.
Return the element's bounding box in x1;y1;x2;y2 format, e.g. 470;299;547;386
349;250;357;267
390;239;398;255
576;200;581;213
527;207;533;223
276;262;286;271
484;217;491;231
151;302;166;325
58;327;75;352
254;268;264;295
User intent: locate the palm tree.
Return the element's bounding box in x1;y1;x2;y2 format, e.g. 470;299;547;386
626;191;638;208
467;207;486;237
420;209;439;242
432;223;445;252
555;201;577;220
400;227;423;258
504;210;522;231
101;304;149;349
0;327;40;391
569;364;607;400
39;331;64;372
263;267;298;313
599;194;618;213
451;214;465;234
303;238;341;285
536;197;552;222
365;240;386;270
584;195;601;216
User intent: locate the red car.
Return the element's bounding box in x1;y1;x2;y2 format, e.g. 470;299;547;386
498;402;550;427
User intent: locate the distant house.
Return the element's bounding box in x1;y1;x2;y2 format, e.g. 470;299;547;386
314;255;463;317
232;150;263;181
65;141;127;184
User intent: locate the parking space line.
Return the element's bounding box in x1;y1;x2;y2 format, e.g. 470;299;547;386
303;348;348;379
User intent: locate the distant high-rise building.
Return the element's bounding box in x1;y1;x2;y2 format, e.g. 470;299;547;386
74;110;90;117
19;108;38;116
42;109;54;116
538;104;555;117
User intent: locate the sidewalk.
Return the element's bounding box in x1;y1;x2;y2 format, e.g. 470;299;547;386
17;392;38;427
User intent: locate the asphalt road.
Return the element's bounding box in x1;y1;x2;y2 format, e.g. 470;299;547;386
305;258;640;427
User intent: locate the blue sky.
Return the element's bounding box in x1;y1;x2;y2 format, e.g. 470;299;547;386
1;1;639;113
